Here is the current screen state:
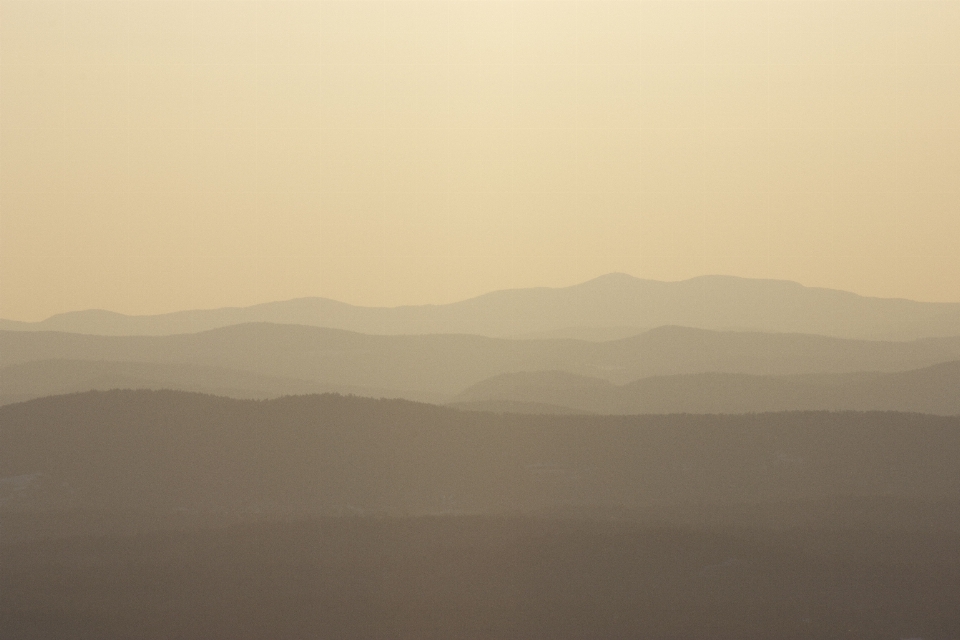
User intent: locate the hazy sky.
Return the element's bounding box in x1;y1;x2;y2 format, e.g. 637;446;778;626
2;0;958;320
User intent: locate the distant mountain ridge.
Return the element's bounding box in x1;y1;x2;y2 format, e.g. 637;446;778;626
0;359;426;408
4;324;960;400
453;360;960;416
3;274;959;340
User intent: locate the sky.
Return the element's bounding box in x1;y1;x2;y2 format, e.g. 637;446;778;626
1;0;958;321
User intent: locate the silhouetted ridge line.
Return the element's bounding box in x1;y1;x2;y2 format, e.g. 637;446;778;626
3;274;959;339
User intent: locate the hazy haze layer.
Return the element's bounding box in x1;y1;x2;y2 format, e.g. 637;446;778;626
2;1;958;320
4;323;960;399
5;355;957;416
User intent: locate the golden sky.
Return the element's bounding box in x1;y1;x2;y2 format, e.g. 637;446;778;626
2;0;958;320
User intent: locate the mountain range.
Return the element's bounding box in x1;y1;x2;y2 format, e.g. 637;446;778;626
4;324;960;402
4;274;960;340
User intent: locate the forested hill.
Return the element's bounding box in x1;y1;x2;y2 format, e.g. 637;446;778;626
3;390;958;518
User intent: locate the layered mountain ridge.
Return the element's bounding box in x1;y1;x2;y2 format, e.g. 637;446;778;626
4;273;960;340
453;360;960;416
4;324;960;403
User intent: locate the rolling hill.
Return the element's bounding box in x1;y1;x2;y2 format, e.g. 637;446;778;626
2;391;959;518
4;324;960;400
453;360;960;416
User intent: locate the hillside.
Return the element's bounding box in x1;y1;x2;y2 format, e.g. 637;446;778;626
454;360;960;416
3;517;958;640
3;273;960;340
4;324;960;399
3;391;959;518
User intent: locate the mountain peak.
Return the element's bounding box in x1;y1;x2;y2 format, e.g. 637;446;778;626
585;272;640;283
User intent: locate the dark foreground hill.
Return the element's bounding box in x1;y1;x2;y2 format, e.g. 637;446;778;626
3;391;959;520
3;273;960;340
454;360;960;416
4;324;960;400
3;391;959;638
3;517;959;640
